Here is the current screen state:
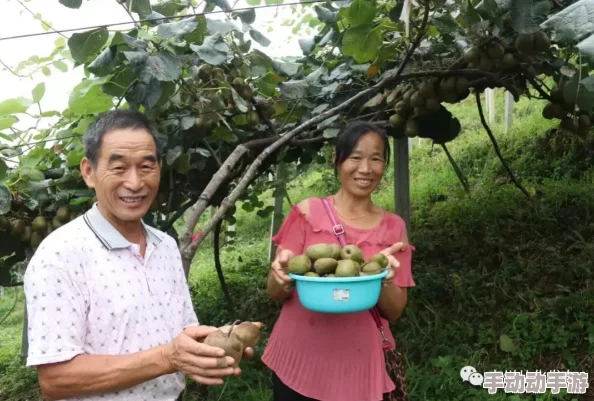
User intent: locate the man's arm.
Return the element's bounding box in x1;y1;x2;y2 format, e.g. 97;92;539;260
36;328;235;401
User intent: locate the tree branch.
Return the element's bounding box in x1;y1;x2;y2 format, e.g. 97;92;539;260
213;217;235;317
161;194;199;233
441;143;470;193
475;92;531;198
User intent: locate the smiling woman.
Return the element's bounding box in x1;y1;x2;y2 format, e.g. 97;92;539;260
263;121;416;401
80;109;164;248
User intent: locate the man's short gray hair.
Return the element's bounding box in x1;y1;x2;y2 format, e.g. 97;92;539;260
83;109;164;165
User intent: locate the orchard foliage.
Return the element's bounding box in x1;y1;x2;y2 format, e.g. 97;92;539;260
1;0;594;285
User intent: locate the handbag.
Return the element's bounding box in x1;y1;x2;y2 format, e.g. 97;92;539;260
321;197;409;401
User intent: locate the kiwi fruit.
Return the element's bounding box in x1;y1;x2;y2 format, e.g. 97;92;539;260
410;92;426;108
361;261;383;273
306;244;335;260
478;54;494;72
425;98;440;113
287;254;312;275
394;100;409;115
501;53;517;69
247;110;260;126
197;64;212;81
10;218;25;236
203;329;244;367
370;253;389;269
20;225;32;243
515;33;534;54
0;216;10;229
487;42;505;60
56;206;70;223
52;216;63;229
455;77;469;95
404;119;419;138
231;322;261;348
340;244;365;264
335;259;360;277
550;86;564;102
30;231;43;248
389;114;405;127
533;31;550;52
32;216;48;232
313;258;338;275
304;272;320;277
464;46;481;64
418;80;436;99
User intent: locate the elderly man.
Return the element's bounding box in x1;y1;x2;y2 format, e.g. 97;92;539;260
23;109;256;401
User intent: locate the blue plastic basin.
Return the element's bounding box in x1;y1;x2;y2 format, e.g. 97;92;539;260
288;270;388;314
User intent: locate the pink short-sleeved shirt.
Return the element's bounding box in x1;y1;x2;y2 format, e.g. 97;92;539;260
23;203;199;401
261;197;415;401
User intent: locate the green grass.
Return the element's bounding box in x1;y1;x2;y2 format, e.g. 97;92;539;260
2;89;594;401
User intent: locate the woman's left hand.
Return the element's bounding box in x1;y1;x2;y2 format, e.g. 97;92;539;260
379;242;405;286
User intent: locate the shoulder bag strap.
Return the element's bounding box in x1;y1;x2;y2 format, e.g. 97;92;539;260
320;197;392;351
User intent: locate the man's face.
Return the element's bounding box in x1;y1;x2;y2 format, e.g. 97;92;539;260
81;128;161;224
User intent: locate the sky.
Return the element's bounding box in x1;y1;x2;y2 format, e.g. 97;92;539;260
0;0;305;132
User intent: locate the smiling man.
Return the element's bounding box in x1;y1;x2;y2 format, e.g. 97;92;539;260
23;109;256;401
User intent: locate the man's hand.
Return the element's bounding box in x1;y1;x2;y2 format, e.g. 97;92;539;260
379;242;405;286
270;249;295;292
163;326;237;385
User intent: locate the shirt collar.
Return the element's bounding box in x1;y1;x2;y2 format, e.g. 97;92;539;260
83;202;163;250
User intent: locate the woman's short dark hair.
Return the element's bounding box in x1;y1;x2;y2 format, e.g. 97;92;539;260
333;120;391;175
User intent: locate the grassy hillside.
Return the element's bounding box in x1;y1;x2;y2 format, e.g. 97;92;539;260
1;90;593;401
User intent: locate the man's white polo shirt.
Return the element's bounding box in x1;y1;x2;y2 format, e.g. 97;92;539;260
24;203;199;401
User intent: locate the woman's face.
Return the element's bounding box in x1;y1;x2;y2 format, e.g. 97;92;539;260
337;131;386;198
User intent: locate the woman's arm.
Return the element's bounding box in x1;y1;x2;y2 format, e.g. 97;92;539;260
377;285;408;321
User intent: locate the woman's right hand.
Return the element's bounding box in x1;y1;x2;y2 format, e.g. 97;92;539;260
270;248;295;293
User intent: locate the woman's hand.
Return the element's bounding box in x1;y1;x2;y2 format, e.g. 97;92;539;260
270;248;295;293
379;242;405;286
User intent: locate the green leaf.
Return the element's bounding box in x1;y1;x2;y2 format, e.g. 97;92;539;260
17;167;46;182
126;78;163;109
59;0;82;8
314;5;337;23
265;0;282;4
131;0;152;15
246;0;261;5
102;67;136;97
235;8;256;24
347;0;376;27
342;24;382;63
231;88;249;113
0;117;18;130
88;46;118;76
190;33;229;66
298;38;315;55
174;153;191;174
541;0;594;46
0;184;11;215
166;146;183;165
68;78;114;115
68;28;109;64
66;148;85;168
249;29;271;47
53;60;68;72
510;0;550;35
152;0;185;16
562;75;594;111
157;18;198;39
206;18;242;35
125;50;182;82
214;0;232;10
0;98;32;116
32;83;46;103
42;66;51;76
499;334;518;353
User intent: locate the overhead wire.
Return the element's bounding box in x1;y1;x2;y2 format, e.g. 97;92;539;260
0;0;328;42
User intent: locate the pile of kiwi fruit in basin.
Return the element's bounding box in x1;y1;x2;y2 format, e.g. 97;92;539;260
287;243;390;278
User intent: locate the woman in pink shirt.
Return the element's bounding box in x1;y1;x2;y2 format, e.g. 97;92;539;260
262;121;416;401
